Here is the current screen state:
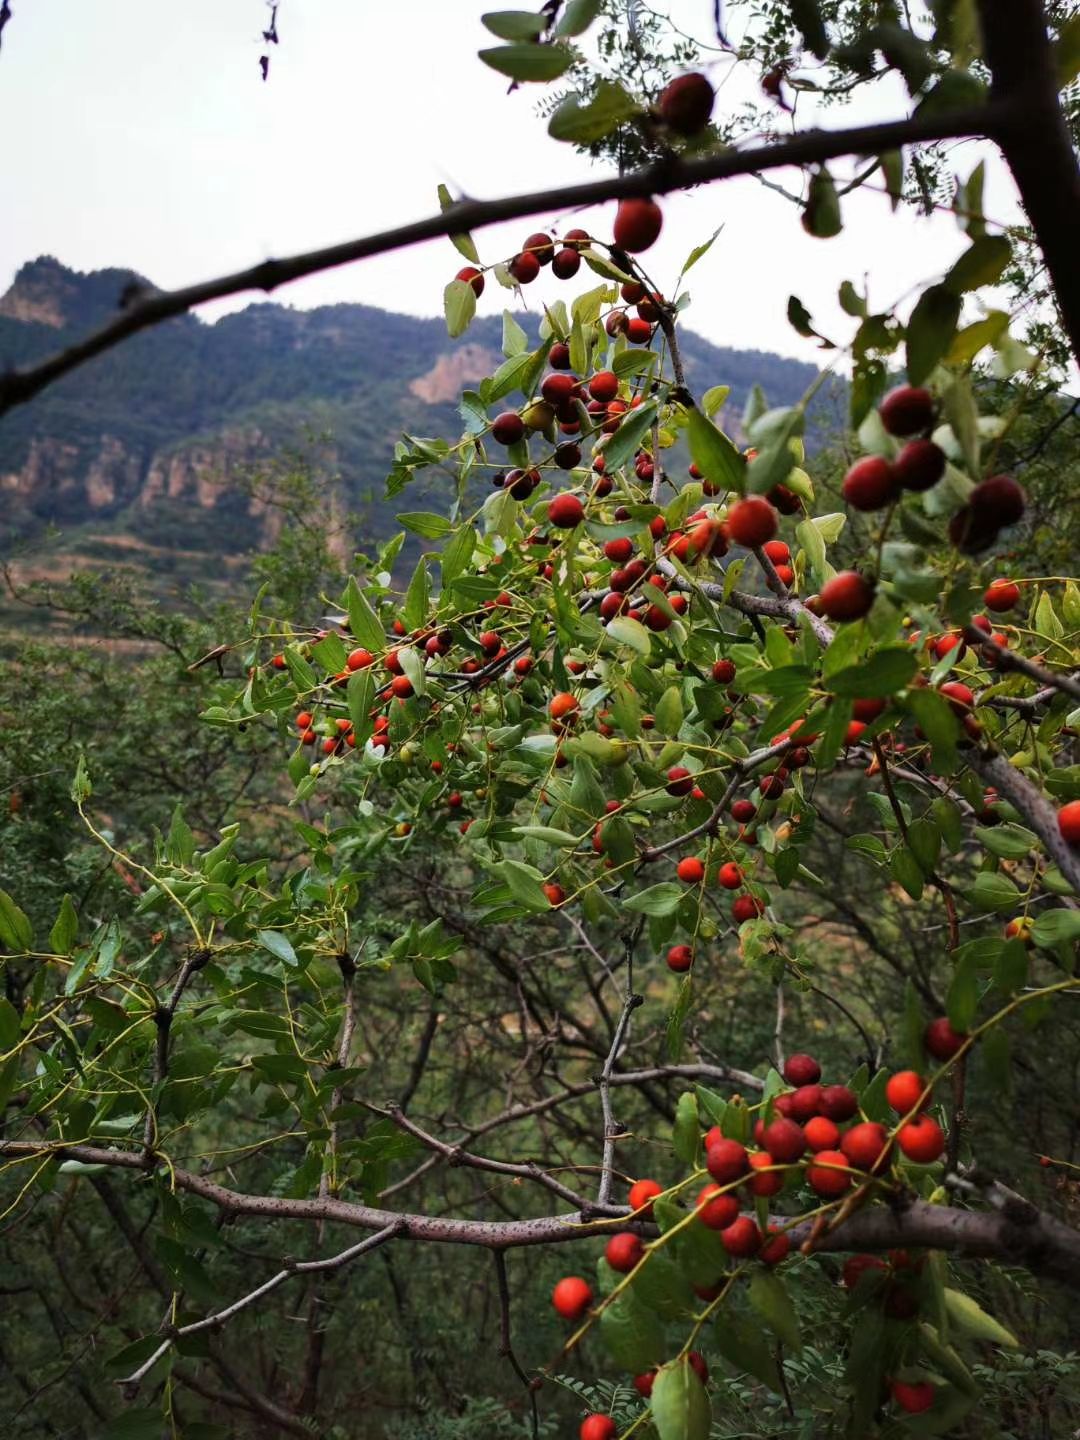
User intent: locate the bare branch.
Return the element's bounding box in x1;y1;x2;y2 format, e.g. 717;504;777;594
965;629;1080;703
659;558;835;647
597;920;645;1206
117;1221;404;1396
379;1102;619;1214
493;1251;540;1440
792;1190;1080;1288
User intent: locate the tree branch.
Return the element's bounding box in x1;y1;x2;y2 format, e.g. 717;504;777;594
965;629;1080;703
0;1140;635;1248
0;107;1006;417
977;0;1080;367
493;1250;540;1440
791;1191;1080;1288
117;1221;404;1396
967;748;1080;894
378;1102;620;1214
597;920;645;1206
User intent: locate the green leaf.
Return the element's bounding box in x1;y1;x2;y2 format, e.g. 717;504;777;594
347;671;375;746
103;1408;169;1440
992;938;1028;995
554;0;603;36
599;1281;666;1371
686;407;745;496
802;166;842;238
1030;908;1080;948
1057;13;1080;84
632;1250;694;1320
256;929;300;969
606;615;652;657
513;825;581;847
946;309;1009;364
890;845;924;901
903;979;926;1070
795;516;828;585
396;511;454;539
906;284;962;384
829;648;916;699
838;279;866;317
548;80;638;142
495;859;552;911
70;753;92;804
969;869;1021;913
907;817;941;876
311;632;348;676
49;894;79;956
903;688;959;770
443;278;476;339
943;1288;1019;1347
946;946;981;1031
673;1091;700;1164
656;685;684;737
945;235;1011;293
748;1270;802;1352
981;1024;1011;1091
0;996;20;1050
344;578;386;652
436;184;480;265
440;526;476;586
787;294;817;339
850;356;888;428
478;42;575;81
933;797;964;855
481;11;546;41
600;397;659;473
624;883;684;917
402;558;430;632
975;822;1038;860
680;229;724;282
651;1358;712;1440
501;310;528;357
0;889;32;952
712;1312;783;1392
942;373;981;475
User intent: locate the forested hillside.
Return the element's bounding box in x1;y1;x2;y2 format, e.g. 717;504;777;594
1;256;821;593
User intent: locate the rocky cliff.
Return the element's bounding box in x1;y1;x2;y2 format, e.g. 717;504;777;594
0;256;821;557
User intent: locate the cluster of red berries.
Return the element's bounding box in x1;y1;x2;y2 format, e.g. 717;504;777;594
555;1032;967;1431
840;385;1026;559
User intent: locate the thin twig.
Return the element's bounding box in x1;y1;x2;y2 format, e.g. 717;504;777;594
378;1103;620;1214
116;1221;404;1395
597;918;646;1206
493;1250;540;1440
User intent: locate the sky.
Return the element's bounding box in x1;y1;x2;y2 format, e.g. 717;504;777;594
0;0;1020;363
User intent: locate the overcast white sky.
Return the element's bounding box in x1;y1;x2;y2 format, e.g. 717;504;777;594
0;1;1019;362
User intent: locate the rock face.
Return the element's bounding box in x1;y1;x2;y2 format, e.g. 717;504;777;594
409;343;500;403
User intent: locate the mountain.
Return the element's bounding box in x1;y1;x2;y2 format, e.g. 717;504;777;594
0;257;825;609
